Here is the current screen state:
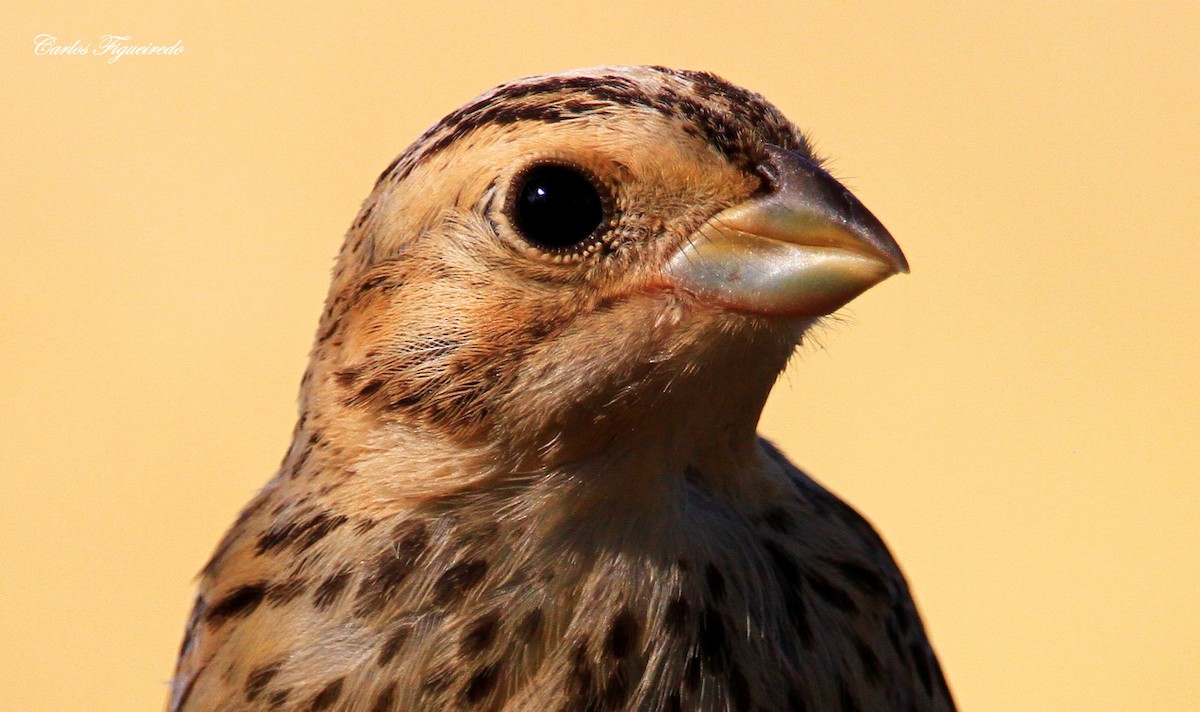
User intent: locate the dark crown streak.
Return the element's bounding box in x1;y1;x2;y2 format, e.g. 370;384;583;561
375;67;809;188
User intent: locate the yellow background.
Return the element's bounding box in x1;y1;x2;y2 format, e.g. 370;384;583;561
2;3;1197;710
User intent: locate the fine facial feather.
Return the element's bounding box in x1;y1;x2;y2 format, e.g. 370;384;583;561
171;66;954;712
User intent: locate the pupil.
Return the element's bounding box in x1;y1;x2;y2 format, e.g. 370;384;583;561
514;165;604;250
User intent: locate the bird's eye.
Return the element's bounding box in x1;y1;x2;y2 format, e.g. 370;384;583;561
510;164;606;251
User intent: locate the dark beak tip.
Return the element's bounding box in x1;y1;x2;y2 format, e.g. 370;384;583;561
888;242;911;274
761;143;910;276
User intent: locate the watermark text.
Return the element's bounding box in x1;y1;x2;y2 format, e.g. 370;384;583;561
34;34;185;64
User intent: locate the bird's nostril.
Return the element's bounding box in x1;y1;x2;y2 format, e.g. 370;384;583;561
753;160;781;196
839;190;859;222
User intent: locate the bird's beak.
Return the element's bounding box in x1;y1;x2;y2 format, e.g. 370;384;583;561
665;144;908;317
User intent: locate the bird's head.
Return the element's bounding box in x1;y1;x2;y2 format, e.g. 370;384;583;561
301;66;906;486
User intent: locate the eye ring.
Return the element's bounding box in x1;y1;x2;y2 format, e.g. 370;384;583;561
504;160;613;254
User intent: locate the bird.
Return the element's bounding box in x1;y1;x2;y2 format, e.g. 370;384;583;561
169;65;955;712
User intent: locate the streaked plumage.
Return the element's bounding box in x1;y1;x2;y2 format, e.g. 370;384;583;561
170;66;954;712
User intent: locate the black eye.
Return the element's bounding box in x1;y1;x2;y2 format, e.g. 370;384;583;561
511;164;606;250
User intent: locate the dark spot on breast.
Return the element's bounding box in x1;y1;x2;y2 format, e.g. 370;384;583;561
256;511;347;555
308;677;344;711
295;513;348;552
313;568;352;610
698;605;730;672
266;576;308;605
605;608;640;660
463;611;500;655
387;392;422;412
335;366;363;387
518;608;543;642
244;663;280;702
356;273;391;296
664;596;691;637
728;663;752;711
267;689;290;708
525;314;562;341
355;521;429;616
207;583;266;625
377;624;412;667
808;569;857;612
357;550;417;615
855;638;882;681
435;559;488;604
391;519;430;550
704;563;727;603
354;379;385;403
370;682;396;712
257;520;298;554
762;540;812;646
355;518;379;534
462;664;500;703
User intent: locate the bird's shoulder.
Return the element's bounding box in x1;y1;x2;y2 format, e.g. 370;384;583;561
748;437;956;711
